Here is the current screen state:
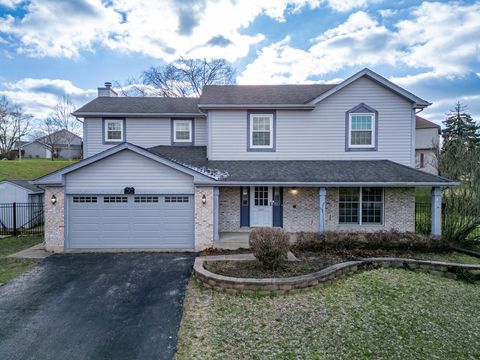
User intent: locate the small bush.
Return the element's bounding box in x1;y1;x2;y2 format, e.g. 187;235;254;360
249;228;290;270
296;230;449;252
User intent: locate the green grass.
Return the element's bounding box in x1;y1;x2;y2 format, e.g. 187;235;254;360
415;187;431;203
0;158;77;181
0;235;42;285
176;270;480;359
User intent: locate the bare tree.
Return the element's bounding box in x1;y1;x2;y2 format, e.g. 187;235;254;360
39;117;62;160
0;96;32;159
117;58;236;98
50;95;82;160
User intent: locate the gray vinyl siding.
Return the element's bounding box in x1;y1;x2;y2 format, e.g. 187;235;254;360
0;183;30;203
195;118;207;145
84;117;207;157
209;77;414;166
65;149;194;194
23;142;49;158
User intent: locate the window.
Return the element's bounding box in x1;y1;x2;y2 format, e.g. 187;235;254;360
249;113;274;149
254;186;269;206
134;196;159;203
165;196;189;203
103;196;128;203
339;188;383;224
419;153;425;168
104;119;124;142
73;196;97;203
173;120;192;143
349;114;374;147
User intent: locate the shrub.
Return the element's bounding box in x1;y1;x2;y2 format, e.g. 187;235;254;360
296;230;449;252
249;228;290;270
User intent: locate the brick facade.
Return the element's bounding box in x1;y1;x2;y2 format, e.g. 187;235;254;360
218;186;415;234
44;186;65;252
194;186;214;250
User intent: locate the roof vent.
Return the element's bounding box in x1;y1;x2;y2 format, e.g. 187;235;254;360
104;82;112;88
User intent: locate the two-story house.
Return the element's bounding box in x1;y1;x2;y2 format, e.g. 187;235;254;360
415;115;441;175
35;69;455;252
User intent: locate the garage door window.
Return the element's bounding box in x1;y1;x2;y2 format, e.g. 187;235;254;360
165;196;189;203
73;196;97;203
134;196;159;203
104;196;128;203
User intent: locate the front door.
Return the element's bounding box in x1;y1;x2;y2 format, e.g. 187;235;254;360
250;186;272;227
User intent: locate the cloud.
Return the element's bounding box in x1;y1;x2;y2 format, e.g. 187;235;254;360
0;78;96;120
206;35;234;48
0;0;23;8
239;2;480;84
0;0;330;62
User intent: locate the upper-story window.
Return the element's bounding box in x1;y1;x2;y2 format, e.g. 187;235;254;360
248;112;275;151
172;119;193;145
345;103;378;152
349;114;374;147
104;119;124;143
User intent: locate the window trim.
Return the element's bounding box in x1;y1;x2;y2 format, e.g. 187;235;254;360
338;187;384;225
247;110;276;152
171;118;194;145
103;118;126;144
345;103;378;152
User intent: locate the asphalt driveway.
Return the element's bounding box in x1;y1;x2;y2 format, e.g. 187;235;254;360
0;252;195;360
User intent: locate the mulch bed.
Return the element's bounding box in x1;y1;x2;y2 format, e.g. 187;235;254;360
204;254;343;278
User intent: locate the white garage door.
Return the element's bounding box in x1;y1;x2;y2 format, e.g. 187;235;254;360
67;194;194;249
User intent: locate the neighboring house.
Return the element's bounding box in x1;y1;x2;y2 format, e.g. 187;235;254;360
0;180;44;230
415;116;441;175
22;129;82;159
35;68;455;253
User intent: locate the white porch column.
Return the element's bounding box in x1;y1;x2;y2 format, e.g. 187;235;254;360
431;187;442;238
319;187;326;233
213;187;219;241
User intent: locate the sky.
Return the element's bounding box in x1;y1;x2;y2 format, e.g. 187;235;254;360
0;0;479;129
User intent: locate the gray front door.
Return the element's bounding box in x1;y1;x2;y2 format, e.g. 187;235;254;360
67;194;194;249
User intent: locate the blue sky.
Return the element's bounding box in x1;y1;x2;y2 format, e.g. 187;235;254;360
0;0;479;127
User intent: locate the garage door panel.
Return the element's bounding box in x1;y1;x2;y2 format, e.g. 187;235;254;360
67;195;193;249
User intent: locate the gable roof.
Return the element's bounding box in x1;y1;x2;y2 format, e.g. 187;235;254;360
416;115;441;130
148;145;456;186
198;84;336;109
33;142;215;185
1;179;43;193
308;68;431;108
72;97;203;117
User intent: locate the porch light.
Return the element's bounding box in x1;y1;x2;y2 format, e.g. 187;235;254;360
202;194;207;204
50;194;57;205
291;187;298;195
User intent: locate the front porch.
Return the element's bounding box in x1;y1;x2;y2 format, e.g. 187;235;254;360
204;186;442;250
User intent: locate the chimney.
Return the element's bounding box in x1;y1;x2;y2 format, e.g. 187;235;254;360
98;81;118;97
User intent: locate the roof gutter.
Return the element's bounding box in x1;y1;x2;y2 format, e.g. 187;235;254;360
72;112;206;118
198;104;315;110
194;181;459;187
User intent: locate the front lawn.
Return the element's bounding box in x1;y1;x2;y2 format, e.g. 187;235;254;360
176;269;480;359
0;235;42;285
0;158;77;181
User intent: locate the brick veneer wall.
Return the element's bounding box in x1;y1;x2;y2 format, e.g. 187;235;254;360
283;187;319;232
325;187;415;232
195;186;214;250
44;186;65;252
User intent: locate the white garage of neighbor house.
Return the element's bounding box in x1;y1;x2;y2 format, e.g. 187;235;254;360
0;180;44;230
34;144;213;252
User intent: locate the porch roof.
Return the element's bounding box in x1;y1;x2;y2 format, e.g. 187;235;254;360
147;146;456;187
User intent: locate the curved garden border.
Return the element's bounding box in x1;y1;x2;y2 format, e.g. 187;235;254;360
194;257;480;294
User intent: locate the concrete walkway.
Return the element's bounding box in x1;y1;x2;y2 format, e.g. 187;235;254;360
8;243;51;259
199;251;298;261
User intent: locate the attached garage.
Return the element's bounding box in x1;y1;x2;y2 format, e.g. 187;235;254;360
67;194;194;249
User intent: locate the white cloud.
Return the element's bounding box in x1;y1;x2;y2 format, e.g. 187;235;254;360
326;0;379;12
0;78;96;120
239;2;480;84
0;0;330;62
0;0;23;9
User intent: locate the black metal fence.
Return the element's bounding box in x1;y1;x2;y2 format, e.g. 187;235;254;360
0;202;44;236
415;202;431;235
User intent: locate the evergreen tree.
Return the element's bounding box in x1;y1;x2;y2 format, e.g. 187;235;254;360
442;101;479;145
